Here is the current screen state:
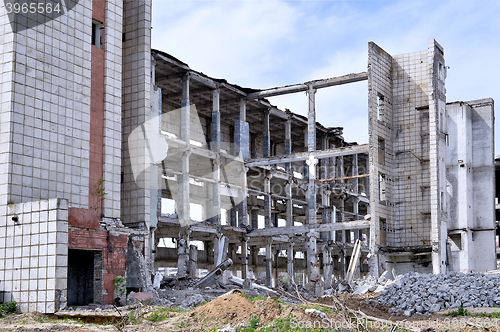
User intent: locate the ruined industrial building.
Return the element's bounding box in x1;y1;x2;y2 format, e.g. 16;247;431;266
0;0;497;318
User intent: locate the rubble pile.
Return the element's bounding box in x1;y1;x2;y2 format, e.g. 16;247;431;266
369;272;500;316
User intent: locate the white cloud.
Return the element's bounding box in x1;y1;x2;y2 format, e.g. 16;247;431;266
152;0;500;152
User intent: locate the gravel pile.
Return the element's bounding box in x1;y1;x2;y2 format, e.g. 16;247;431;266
368;272;500;316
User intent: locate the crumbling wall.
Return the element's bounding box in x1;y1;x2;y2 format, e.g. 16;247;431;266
68;208;128;304
0;198;68;313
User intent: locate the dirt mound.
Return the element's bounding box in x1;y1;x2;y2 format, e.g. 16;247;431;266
181;292;317;330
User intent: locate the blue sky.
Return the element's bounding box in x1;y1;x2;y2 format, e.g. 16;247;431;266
152;0;500;154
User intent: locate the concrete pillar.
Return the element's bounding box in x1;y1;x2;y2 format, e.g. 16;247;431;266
212;88;220;152
285;116;292;172
353;154;359;194
263;109;271;157
306;231;317;282
212;156;221;225
287;241;294;285
323;248;333;288
177;229;190;279
235;98;250;159
307;85;316;152
265;240;273;287
264;173;272;228
353;198;359;221
241;236;249;280
213;236;220;270
188;244;198;277
181;73;190;140
306;156;318;225
285;182;293;227
179;151;191;226
238;166;248;228
211;88;221;225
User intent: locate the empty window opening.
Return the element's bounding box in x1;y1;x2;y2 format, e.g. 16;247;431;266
189;240;204;251
258;215;264;229
379;217;386;231
161;198;175;215
92;20;103;48
378;173;386;202
157;237;176;248
377;94;385;121
378;137;385;165
449;234;462;251
190;203;203;222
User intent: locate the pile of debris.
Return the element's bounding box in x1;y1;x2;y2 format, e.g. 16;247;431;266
368;272;500;316
334;269;402;295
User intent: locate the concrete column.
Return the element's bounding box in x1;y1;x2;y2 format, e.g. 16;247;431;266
285;182;293;227
179;151;191;226
235;99;250;159
241;236;249;280
238;167;248;228
264;173;272;228
181;73;190;141
212;88;220;152
188;244;198;277
265;240;273;287
353;154;359;194
287;241;294;285
323;248;333;288
353;198;359;221
212;156;221;225
251;246;259;279
263;108;271;157
306;231;318;282
211;88;221;225
177;229;190;279
285;116;292;172
307;85;316;152
213;235;220;270
306;156;318;225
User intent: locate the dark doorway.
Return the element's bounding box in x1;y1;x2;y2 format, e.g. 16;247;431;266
68;249;94;305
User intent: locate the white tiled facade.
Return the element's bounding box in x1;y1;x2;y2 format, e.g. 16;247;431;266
0;198;68;313
0;0;93;208
0;0;153;313
121;0;152;226
103;0;125;218
368;40;494;275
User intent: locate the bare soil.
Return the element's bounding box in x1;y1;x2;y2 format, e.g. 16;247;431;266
0;293;498;331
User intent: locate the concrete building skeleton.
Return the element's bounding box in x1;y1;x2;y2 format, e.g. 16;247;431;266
0;0;496;314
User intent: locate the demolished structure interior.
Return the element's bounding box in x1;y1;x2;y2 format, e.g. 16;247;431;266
0;0;496;313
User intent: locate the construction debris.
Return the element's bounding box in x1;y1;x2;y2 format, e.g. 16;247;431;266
369;272;500;316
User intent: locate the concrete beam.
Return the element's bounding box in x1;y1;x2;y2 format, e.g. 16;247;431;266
245;144;369;167
248;219;370;237
246;72;368;99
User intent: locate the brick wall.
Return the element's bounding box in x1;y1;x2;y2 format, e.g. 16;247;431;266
68;208;128;304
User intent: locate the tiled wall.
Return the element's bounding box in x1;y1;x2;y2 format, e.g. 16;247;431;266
102;0;124;219
391;49;432;247
0;198;68;313
0;0;93;208
121;0;152;226
368;41;395;251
